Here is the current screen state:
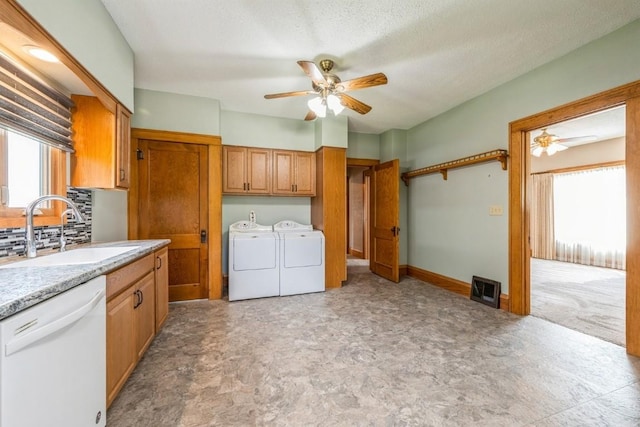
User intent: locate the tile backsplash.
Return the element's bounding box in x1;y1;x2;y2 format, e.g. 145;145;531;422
0;187;92;258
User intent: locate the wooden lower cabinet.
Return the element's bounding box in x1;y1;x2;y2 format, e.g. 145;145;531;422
106;247;168;407
106;285;136;406
155;247;169;330
135;272;156;359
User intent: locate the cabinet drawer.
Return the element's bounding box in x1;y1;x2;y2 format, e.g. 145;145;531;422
106;254;154;299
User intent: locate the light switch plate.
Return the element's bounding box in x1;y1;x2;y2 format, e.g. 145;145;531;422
489;205;503;216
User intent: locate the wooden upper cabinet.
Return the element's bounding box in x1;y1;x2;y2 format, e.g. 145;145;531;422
272;150;316;196
116;104;131;188
222;146;270;194
70;95;131;189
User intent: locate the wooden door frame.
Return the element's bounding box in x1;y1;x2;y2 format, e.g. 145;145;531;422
128;128;223;300
509;79;640;356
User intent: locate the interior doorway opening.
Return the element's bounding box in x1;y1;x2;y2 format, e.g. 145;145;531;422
347;166;370;260
508;79;640;356
346;158;379;277
528;106;627;347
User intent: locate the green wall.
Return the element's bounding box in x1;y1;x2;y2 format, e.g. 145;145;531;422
313;115;349;149
405;18;640;293
221;110;314;150
133;89;221;134
347;132;380;159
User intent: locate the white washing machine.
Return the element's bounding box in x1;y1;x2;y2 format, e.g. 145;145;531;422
274;220;325;296
228;221;280;301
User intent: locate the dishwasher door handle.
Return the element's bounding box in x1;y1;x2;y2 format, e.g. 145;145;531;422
5;288;105;357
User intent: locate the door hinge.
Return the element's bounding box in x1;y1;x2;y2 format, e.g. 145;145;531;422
136;148;144;160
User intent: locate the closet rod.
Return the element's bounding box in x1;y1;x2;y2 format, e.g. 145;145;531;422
401;149;508;185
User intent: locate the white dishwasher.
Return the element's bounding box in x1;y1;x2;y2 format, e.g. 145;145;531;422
0;275;106;427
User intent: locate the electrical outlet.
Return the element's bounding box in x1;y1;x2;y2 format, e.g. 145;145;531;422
489;205;503;216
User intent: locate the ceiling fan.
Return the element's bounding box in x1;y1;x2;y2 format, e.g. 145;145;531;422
264;59;387;121
531;128;597;157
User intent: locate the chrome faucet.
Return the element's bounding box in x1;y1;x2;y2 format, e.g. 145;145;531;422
25;195;85;258
59;208;75;252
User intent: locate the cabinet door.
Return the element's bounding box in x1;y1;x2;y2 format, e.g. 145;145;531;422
222;146;247;193
116;104;131;189
70;95;116;189
247;148;271;193
155;247;169;331
272;150;295;194
294;152;316;195
106;288;136;407
135;271;156;359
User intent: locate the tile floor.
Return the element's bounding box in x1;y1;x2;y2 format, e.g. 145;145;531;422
107;270;640;426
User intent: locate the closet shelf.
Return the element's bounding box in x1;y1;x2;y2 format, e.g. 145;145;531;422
401;149;508;185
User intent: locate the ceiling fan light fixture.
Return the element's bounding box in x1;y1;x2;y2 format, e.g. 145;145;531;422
532;146;544;157
327;94;344;115
307;96;326;118
546;143;558;156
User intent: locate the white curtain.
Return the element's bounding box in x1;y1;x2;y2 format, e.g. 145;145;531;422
553;166;626;270
531;173;555;259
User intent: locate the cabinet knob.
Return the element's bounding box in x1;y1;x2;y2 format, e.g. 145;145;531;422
156;256;162;270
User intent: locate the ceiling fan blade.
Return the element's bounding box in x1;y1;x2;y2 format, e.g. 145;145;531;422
297;60;326;85
554;143;569;151
304;110;317;121
556;135;598;143
339;94;372;115
337;73;388;92
264;90;314;99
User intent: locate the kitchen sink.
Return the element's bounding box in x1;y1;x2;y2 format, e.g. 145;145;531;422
0;246;141;268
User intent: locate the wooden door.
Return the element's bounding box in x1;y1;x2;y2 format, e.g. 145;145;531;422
138;140;209;301
370;159;400;282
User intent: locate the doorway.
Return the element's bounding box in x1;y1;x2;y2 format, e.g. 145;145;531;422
346;158;379;276
128;129;223;300
508;80;640;356
528;106;627;346
347;166;370;259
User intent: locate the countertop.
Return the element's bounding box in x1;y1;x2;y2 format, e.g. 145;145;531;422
0;240;170;321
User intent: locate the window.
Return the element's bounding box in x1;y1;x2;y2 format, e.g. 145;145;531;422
0;127;65;228
553;166;626;269
0;128;51;208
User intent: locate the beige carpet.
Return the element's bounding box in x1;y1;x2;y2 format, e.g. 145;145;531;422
531;258;626;347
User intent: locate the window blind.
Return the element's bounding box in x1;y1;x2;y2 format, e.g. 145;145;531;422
0;53;74;152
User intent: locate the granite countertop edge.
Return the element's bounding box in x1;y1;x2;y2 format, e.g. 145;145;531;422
0;239;170;321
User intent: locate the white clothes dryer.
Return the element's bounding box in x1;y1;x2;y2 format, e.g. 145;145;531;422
274;220;325;296
228;221;279;301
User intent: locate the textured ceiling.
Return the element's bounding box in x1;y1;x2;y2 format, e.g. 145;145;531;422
100;0;640;134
